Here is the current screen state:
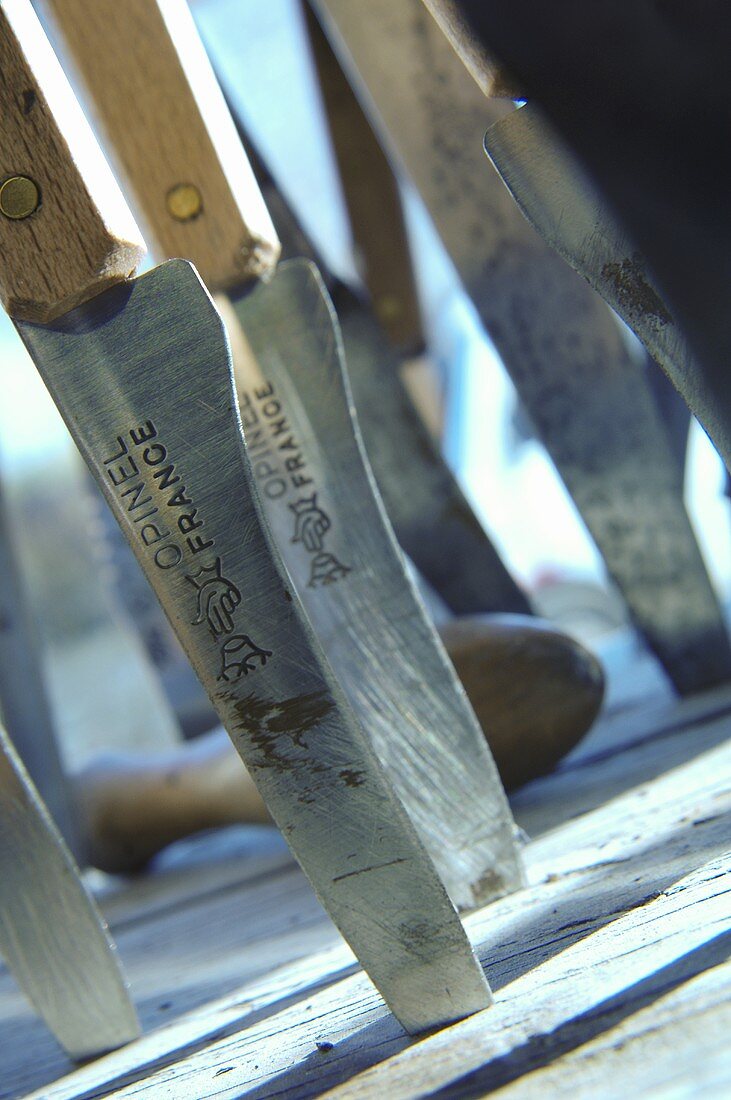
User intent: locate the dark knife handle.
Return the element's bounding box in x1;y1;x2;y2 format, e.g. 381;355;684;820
43;0;280;293
0;0;145;321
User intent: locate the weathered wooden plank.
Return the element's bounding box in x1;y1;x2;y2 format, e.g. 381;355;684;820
96;826;294;928
20;718;730;1100
513;701;731;837
483;961;731;1099
323;855;730;1099
0;838;333;1097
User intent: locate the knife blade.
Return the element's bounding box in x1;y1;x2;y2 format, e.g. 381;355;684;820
0;721;139;1056
0;472;79;852
310;0;731;694
75;615;603;874
483;104;709;464
446;0;731;478
44;0;524;911
273;8;532;618
2;0;491;1032
221;106;531;619
73;112;532;747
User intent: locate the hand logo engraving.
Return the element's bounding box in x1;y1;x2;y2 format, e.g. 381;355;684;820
290;493;331;552
187;557;242;639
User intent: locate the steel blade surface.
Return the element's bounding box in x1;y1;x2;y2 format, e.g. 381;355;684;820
221;111;529;617
17;260;491;1033
0;477;79;851
0;723;138;1057
231;259;523;910
484;105;712;457
331;283;531;617
313;0;731;694
449;0;731;478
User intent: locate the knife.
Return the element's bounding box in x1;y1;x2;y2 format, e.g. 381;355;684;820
422;0;522;100
0;470;79;852
483;104;710;464
301;0;423;357
415;10;708;494
75;614;603;875
0;720;139;1056
293;3;533;617
1;0;491;1032
221;103;531;619
310;0;731;695
445;0;731;478
44;0;524;912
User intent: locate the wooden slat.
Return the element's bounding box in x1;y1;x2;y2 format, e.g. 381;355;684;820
10;686;729;1100
324;854;730;1099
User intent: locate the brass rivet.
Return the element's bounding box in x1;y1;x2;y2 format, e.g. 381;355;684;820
166;183;203;222
377;295;402;321
0;175;40;220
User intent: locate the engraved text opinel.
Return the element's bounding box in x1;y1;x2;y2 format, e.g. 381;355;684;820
239;381;352;589
102;420;272;682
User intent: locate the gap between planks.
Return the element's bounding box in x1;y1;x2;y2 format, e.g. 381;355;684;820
20;695;731;1100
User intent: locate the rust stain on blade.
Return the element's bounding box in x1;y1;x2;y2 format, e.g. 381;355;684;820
225;690;335;771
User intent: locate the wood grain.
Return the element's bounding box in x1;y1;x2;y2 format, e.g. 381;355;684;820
44;0;279;292
0;0;144;321
8;677;729;1098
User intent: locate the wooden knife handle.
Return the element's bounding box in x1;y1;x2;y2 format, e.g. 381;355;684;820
77;615;605;873
44;0;280;292
303;3;425;355
0;0;145;322
422;0;523;99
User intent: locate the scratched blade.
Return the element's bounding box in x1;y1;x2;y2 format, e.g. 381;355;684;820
312;0;731;694
0;722;138;1057
217;101;530;617
17;259;491;1034
330;282;530;615
230;258;524;910
484;104;714;458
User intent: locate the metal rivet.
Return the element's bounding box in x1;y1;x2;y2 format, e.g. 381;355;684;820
166;183;203;222
377;294;402;321
0;176;40;220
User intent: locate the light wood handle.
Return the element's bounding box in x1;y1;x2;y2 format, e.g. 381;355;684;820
75;729;270;874
76;616;605;872
421;0;523;99
303;3;425;354
0;0;144;321
43;0;279;292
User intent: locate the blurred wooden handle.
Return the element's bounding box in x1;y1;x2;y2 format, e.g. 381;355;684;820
304;2;425;354
0;0;144;321
76;616;604;873
44;0;279;290
421;0;523;98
